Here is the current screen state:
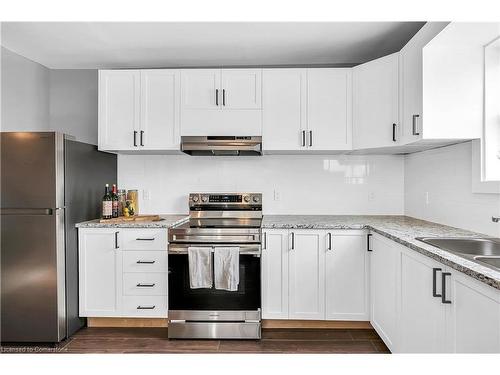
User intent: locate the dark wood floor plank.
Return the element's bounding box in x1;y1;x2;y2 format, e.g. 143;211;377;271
262;329;352;341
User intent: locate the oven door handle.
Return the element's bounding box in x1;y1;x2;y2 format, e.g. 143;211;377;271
168;246;261;256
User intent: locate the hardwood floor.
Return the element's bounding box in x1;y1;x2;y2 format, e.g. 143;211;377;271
1;328;390;354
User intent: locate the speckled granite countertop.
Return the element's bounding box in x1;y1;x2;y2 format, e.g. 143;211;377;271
263;215;500;290
75;215;188;228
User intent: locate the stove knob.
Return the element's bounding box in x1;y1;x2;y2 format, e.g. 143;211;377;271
244;196;250;203
192;195;199;202
201;195;209;203
252;195;260;203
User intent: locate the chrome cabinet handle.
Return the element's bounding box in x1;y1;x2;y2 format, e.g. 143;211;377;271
140;130;144;146
301;130;306;147
136;283;155;287
327;232;332;251
263;232;267;250
432;268;442;297
115;232;119;249
136;260;155;264
133;131;137;147
441;272;452;304
222;89;226;106
136;238;155;241
392;123;397;142
412;114;420;136
215;89;219;106
290;232;295;250
137;305;155;310
309;130;313;147
367;233;372;252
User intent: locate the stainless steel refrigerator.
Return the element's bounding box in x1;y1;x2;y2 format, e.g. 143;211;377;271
1;132;116;342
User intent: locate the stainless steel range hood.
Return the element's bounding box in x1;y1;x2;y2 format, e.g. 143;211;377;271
181;136;262;156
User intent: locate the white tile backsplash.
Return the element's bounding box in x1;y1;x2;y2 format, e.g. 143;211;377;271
404;141;500;237
118;154;405;215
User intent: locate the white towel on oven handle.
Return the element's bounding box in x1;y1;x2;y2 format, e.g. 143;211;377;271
188;246;213;289
214;247;240;291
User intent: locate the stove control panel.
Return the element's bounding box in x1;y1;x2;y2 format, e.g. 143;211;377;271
189;193;262;207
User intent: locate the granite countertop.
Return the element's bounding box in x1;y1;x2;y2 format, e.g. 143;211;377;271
263;215;500;290
75;214;188;228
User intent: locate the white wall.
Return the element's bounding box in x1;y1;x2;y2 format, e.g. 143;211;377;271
118;154;405;215
1;47;50;132
49;69;98;144
405;141;500;237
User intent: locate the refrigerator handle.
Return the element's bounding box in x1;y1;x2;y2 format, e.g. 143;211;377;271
0;208;64;215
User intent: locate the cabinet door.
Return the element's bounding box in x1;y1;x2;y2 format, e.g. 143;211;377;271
400;23;448;143
98;70;140;150
353;53;399;149
446;270;500;353
288;230;325;320
181;69;221;110
78;229;122;317
399;249;446;353
307;69;352;150
325;232;368;320
370;233;399;352
262;69;306;151
261;230;289;319
140;70;180;150
221;69;262;109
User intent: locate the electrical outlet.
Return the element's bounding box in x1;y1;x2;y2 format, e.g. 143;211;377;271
368;192;375;201
143;189;150;200
425;192;430;205
273;190;281;201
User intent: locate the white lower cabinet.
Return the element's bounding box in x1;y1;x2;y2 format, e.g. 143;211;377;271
369;233;399;352
78;228;168;318
369;232;500;353
261;229;368;321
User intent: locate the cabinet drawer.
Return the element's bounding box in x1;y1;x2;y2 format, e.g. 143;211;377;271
120;229;167;250
123;273;167;296
123;251;167;273
122;296;167;317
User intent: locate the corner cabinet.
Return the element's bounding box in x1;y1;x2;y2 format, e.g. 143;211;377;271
78;228;168;318
180;69;262;136
262;68;352;152
261;229;368;321
98;69;180;152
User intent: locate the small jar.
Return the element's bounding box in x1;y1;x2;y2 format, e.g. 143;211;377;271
127;189;139;215
117;189;126;216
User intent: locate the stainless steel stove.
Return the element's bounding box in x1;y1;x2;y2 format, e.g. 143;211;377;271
167;193;262;339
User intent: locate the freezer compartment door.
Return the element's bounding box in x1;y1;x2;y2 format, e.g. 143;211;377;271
1;210;66;342
1;132;64;209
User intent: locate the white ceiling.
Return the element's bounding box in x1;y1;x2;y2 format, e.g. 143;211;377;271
0;22;425;69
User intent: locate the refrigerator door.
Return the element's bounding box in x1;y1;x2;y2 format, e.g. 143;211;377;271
1;132;64;209
0;209;66;342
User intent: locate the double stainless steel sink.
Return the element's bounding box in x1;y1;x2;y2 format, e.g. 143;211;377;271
416;237;500;271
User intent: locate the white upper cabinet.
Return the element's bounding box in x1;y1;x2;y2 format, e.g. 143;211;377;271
261;229;289;319
181;69;221;109
325;232;369;320
353;53;400;149
262;69;306;151
288;230;325;320
180;69;262;136
307;69;352;151
99;70;140;151
140;70;180;150
221;69;262;109
99;69;180;152
262;68;352;152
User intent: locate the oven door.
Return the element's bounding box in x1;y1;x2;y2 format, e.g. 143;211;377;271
168;244;261;311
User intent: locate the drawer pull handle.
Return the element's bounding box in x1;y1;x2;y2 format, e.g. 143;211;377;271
136;260;155;264
137;305;156;310
136;238;155;241
136;283;155;287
